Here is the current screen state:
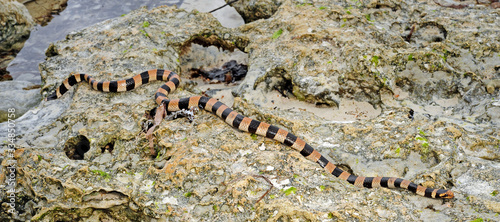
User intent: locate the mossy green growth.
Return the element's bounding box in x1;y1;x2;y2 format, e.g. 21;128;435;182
371;55;380;66
419;129;427;136
416;129;430;153
415;135;429;152
491;190;498;196
408;54;414;61
292;85;306;101
328;212;336;219
365;14;373;22
272;29;283;40
91;170;111;180
282;187;297;195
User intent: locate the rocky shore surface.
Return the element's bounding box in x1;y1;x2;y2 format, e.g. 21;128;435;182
0;0;499;221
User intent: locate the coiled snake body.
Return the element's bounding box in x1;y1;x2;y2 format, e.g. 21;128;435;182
47;69;454;199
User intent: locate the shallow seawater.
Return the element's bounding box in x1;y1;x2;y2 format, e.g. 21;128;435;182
7;0;244;84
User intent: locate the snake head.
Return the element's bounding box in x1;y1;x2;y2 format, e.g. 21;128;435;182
439;190;454;199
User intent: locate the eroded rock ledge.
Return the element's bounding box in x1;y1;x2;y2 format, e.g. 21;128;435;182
1;1;499;221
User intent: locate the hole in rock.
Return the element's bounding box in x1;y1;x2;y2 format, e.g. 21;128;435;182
425;204;436;211
315;102;331;108
101;142;114;154
413;22;447;44
64;135;90;160
179;37;248;106
493;65;500;72
273;78;294;98
179;36;248;86
189;60;248;84
82;189;128;202
181;34;241;52
262;67;305;102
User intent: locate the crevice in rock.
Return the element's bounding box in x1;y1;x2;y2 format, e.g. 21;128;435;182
255;66;341;107
179;34;249;88
273;77;294;99
189;60;248;84
371;3;399;11
64;135;90;160
32;203;150;221
101;142;114;154
255;67;295;97
417;22;447;43
180;33;247;56
82;189;129;203
314;102;331;108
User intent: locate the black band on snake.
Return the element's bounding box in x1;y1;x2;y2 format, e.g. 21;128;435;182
46;69;454;199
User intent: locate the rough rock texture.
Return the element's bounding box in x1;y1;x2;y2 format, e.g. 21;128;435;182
0;81;41;122
18;0;68;25
1;0;499;221
0;0;33;52
227;0;283;23
0;0;34;80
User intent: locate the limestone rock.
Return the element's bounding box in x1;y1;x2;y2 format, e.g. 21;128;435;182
0;1;499;221
0;80;41;122
228;0;283;23
0;0;34;52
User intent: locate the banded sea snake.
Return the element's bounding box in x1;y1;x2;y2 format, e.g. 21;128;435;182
46;69;454;199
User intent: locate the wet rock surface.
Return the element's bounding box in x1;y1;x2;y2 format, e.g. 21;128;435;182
0;0;499;221
0;0;34;52
0;81;41;122
19;0;68;25
0;0;34;80
1;0;69;82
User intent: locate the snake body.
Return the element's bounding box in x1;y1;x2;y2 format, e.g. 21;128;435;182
47;69;454;199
